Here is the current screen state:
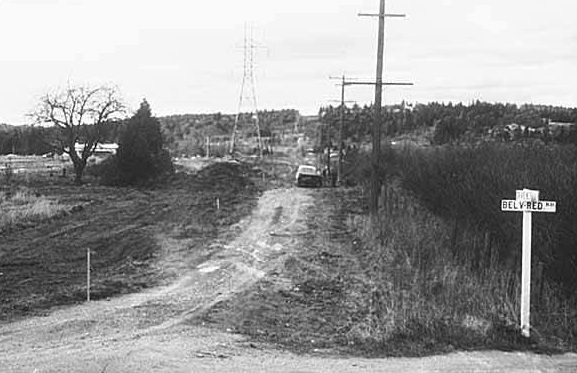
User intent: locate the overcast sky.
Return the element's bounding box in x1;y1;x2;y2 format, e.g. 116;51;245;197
1;0;576;124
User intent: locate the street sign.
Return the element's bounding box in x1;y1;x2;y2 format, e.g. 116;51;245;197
516;189;539;202
501;200;556;213
501;189;557;338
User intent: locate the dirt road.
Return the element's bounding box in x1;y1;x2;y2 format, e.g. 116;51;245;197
1;186;576;372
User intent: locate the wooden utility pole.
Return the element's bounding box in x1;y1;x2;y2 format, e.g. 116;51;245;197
326;121;331;181
371;0;386;217
359;0;409;216
338;76;346;185
329;75;356;185
329;73;412;186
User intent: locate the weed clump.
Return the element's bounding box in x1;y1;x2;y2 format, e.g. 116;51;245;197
0;187;64;231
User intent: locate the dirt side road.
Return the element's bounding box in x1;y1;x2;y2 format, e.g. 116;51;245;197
1;186;576;372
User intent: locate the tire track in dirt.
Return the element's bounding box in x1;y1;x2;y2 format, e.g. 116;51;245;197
0;187;314;372
1;185;576;372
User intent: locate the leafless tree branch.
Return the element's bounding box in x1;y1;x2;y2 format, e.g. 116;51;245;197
29;84;125;183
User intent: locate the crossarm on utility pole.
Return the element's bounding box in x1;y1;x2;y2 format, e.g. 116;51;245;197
344;82;413;86
329;75;359;185
358;13;406;17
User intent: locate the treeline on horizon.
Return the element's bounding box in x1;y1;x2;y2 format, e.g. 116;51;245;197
0;122;122;156
3;102;577;155
158;109;299;156
319;100;577;145
0;109;300;156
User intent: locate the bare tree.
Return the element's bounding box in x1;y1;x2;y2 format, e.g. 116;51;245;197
30;85;125;184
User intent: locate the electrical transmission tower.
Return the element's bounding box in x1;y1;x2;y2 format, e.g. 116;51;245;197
230;24;263;156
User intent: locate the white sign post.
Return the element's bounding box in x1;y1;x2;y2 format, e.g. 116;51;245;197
501;189;556;338
87;248;91;302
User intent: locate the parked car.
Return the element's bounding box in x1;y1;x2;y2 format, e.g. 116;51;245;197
295;165;322;188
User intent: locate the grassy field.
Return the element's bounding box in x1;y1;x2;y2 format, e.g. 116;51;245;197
0;188;66;232
0;161;262;322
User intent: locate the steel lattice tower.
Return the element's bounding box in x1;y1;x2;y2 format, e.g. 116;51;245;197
230;24;263;156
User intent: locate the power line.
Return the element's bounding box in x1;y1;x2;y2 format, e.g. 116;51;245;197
328;73;413;186
329;75;356;185
230;23;264;157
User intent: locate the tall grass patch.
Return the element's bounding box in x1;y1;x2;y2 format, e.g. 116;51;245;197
396;142;577;292
0;188;64;230
342;141;577;352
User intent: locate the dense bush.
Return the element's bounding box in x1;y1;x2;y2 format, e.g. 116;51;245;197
101;100;173;186
389;142;577;292
432;116;467;144
342;141;577;288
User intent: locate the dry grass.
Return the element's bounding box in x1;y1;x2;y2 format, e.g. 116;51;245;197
340;140;577;351
0;162;263;321
346;187;515;347
0;188;65;230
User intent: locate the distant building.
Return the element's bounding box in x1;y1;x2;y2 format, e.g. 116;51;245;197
71;143;118;155
548;120;575;129
547;120;575;139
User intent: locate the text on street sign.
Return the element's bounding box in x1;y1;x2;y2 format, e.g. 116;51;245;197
501;199;556;213
516;189;539;202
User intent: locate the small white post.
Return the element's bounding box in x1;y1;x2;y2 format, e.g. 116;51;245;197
206;136;210;158
521;210;532;337
216;197;220;210
501;188;556;338
86;248;91;302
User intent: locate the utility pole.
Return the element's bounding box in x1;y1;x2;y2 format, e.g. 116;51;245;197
337;75;346;185
326;121;331;181
329;75;356;185
330;74;410;187
318;115;333;184
359;0;410;217
230;23;264;157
